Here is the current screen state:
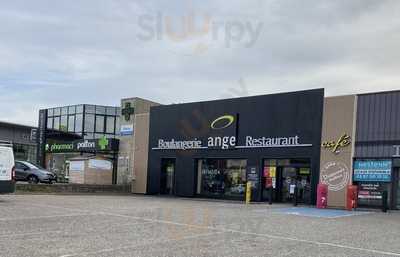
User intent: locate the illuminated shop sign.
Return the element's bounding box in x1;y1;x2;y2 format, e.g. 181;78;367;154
46;137;119;153
152;114;312;150
322;134;351;154
152;135;312;150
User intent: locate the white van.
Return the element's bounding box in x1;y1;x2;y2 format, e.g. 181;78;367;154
0;141;15;194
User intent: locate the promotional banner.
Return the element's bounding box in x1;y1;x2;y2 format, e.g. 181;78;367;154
353;160;392;182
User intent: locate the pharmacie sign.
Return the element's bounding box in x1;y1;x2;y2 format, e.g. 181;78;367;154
46;137;119;153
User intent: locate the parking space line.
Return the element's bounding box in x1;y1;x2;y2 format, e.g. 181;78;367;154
21;202;400;257
0;213;99;222
58;231;226;257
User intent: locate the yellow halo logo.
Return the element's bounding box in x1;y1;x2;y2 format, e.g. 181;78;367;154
211;115;235;130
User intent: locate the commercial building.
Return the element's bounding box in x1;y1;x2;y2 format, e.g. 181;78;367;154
37;104;121;183
144;88;400;209
0;121;37;163
36;99;158;186
353;91;400;210
147;89;324;204
31;89;400;210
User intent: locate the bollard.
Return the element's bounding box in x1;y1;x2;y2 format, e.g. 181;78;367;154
246;181;252;204
382;191;388;213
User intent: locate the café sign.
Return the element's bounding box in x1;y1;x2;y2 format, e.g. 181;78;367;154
322;134;351;154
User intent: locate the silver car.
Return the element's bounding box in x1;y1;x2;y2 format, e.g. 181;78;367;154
15;161;57;184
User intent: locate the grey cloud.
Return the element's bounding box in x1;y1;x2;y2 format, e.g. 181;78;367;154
0;0;399;126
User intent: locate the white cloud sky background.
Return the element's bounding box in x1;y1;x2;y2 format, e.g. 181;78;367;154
0;0;399;126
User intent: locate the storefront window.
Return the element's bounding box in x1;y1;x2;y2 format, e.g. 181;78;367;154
106;116;115;134
76;105;84;114
84;114;95;132
47;117;53;129
13;143;36;163
60;116;68;132
53;108;61;116
61;107;68;115
95;115;105;133
96;106;106;115
68;106;76;115
106;107;116;115
53;117;60;130
68;115;75;132
85;105;95;114
115;117;120;134
197;159;247;199
75;114;83;133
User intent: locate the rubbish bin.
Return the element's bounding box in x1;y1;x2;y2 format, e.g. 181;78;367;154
346;185;358;211
317;183;328;209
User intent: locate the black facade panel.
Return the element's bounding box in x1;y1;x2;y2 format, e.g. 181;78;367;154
147;89;324;203
355;91;400;158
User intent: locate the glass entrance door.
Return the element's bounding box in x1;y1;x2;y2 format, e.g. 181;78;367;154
262;159;311;204
160;159;175;195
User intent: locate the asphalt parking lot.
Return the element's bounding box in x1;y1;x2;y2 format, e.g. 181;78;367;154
1;194;400;257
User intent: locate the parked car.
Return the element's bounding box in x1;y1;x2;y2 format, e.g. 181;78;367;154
0;141;15;194
15;161;57;184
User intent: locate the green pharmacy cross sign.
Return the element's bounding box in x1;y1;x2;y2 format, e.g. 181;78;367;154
99;136;109;150
121;102;135;121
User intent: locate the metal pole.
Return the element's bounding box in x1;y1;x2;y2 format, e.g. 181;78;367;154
382;191;388;213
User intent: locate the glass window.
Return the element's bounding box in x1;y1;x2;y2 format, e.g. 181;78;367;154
115;117;120;134
85;105;95;114
48;108;54;117
53;108;61;116
116;107;121;116
61;107;68;115
13;144;37;163
76;105;84;113
95;133;105;139
60;116;68;131
95;115;105;133
197;159;247;199
68;115;75;132
96;106;106;114
106;107;116;115
84;114;95;132
106;116;115;134
53;117;60;130
75;114;83;133
84;133;94;139
47;117;53;129
68;106;76;115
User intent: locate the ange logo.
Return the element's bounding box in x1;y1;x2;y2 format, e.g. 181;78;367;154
210;115;235;130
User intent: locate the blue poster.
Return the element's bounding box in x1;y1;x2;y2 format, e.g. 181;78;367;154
353;160;392;182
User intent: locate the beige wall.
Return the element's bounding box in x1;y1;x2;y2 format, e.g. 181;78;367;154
320;95;357;208
132;113;151;193
117;97;159;193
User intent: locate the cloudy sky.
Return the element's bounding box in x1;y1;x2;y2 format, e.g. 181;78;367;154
1;0;399;126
